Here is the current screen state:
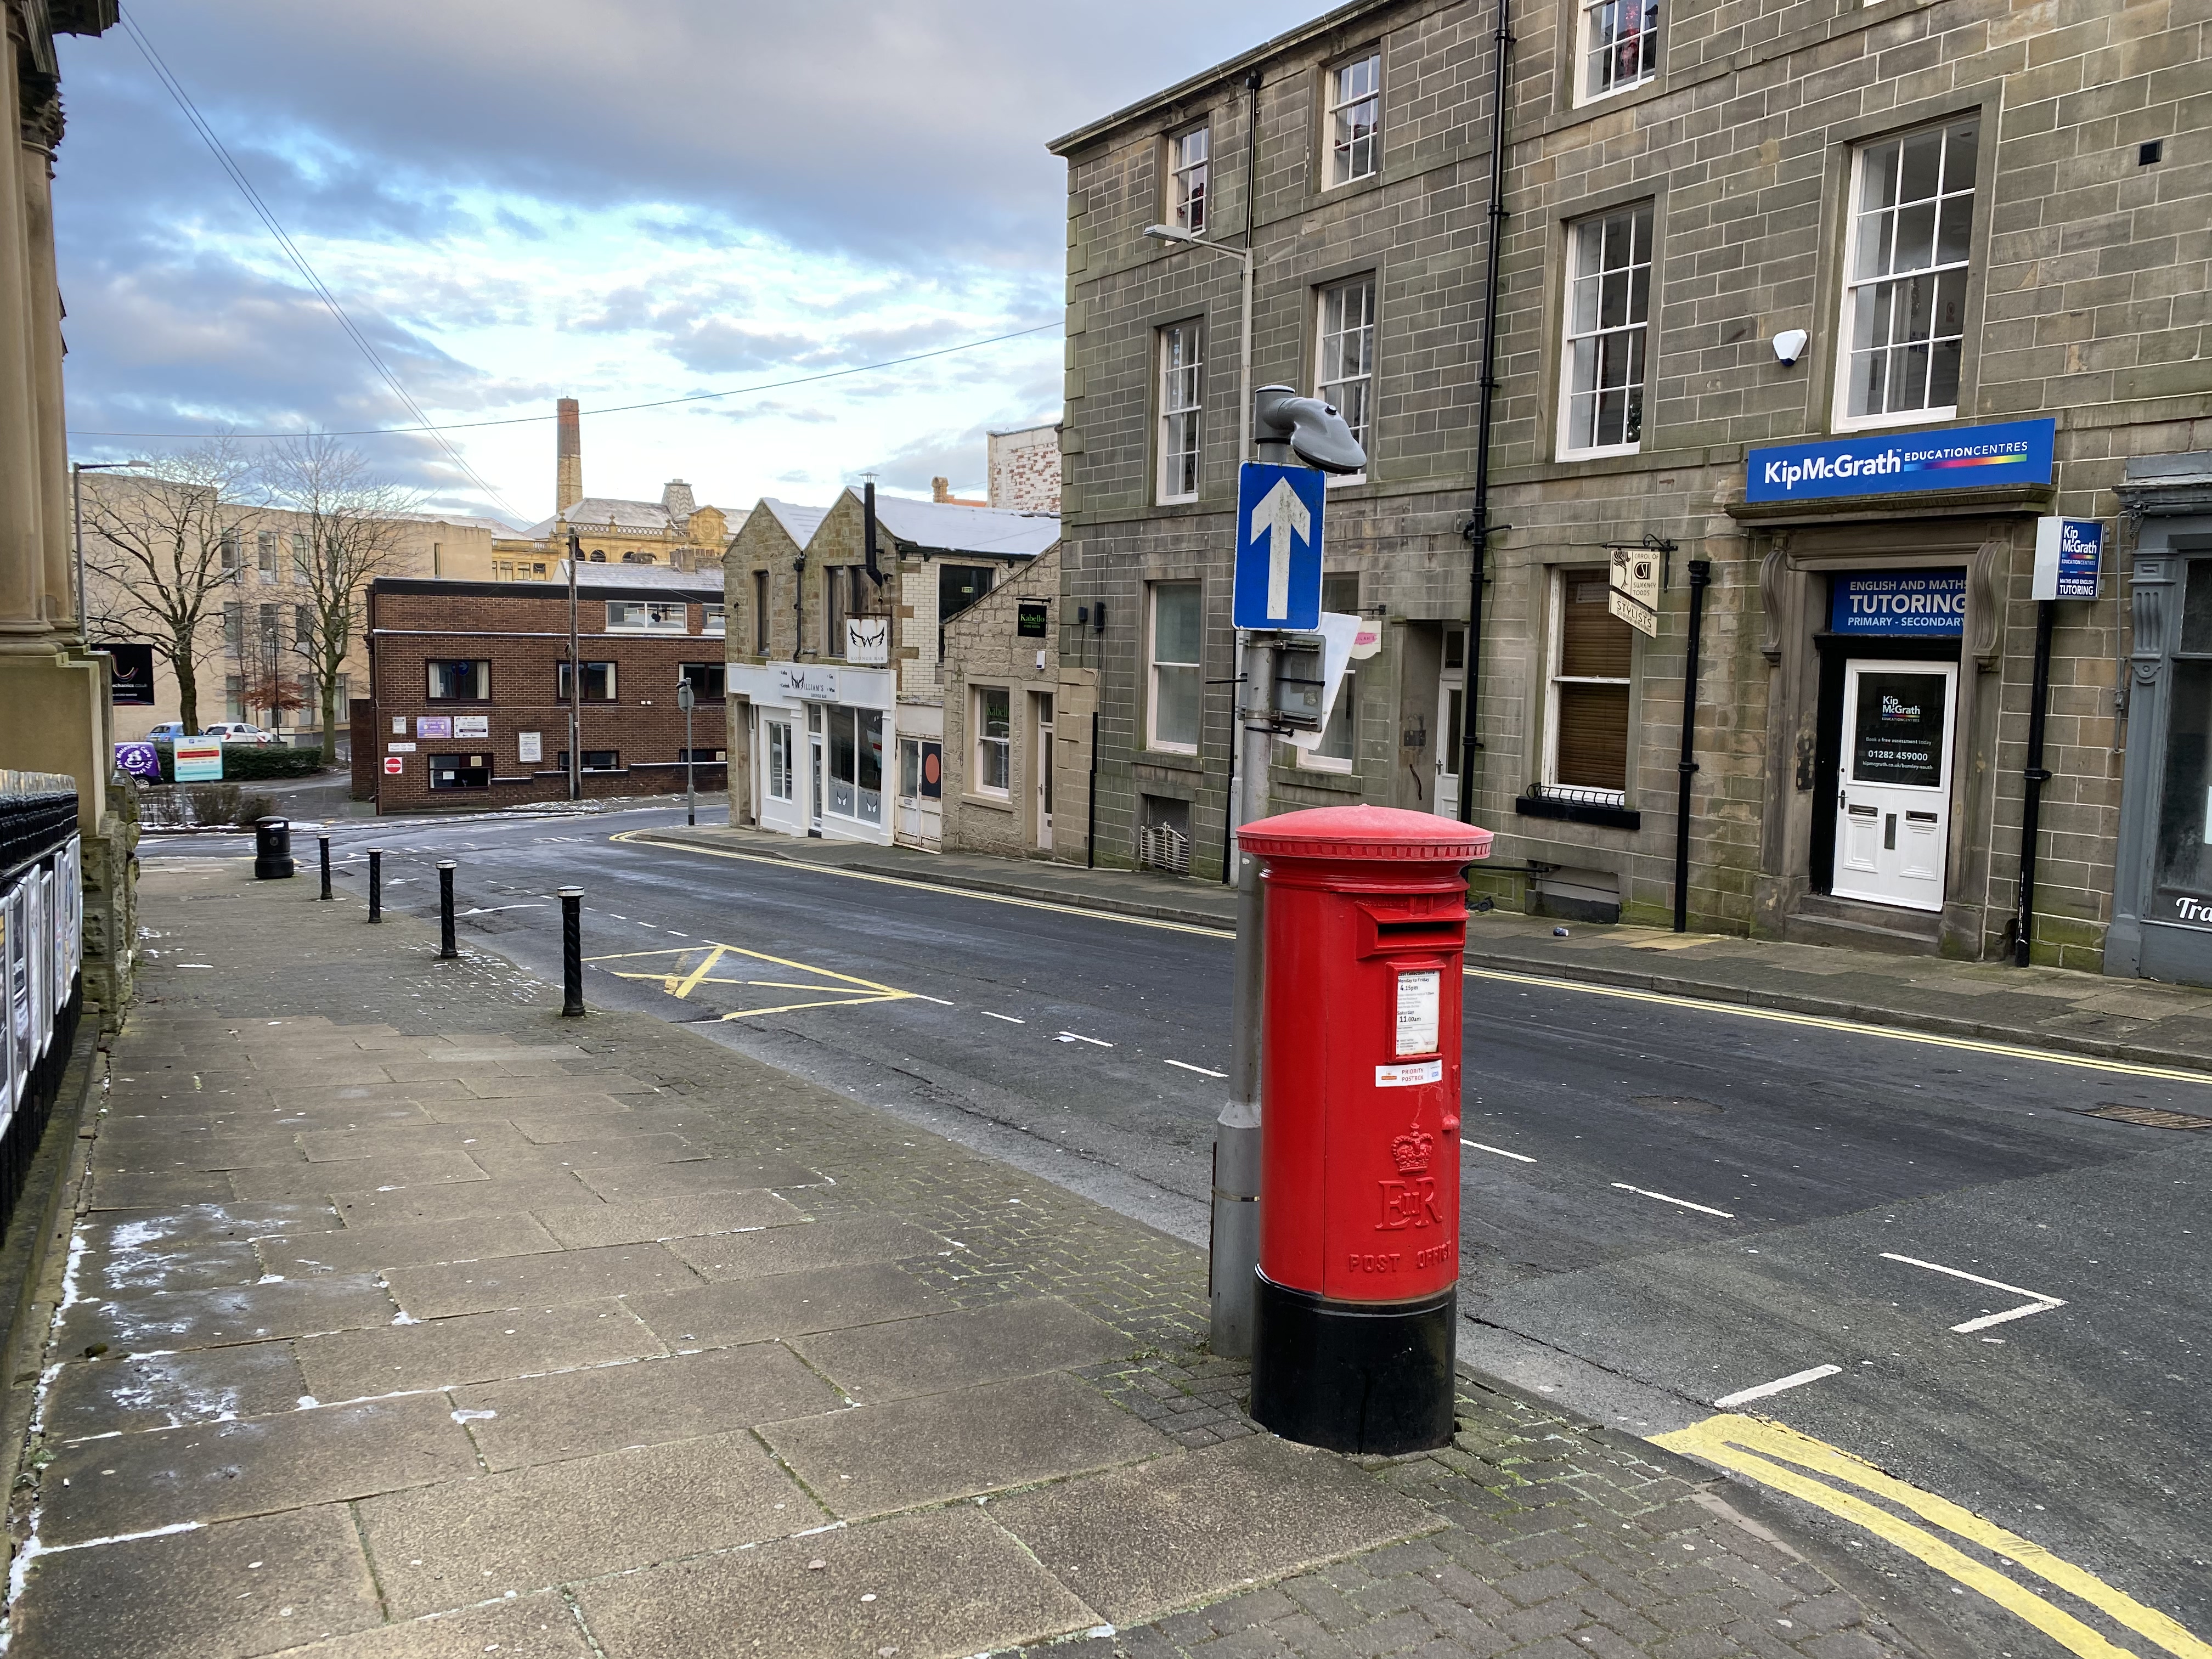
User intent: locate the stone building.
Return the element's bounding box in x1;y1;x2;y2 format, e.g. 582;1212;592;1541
502;398;739;576
0;0;132;1026
723;488;1058;849
939;548;1098;859
357;565;726;812
1048;0;2211;974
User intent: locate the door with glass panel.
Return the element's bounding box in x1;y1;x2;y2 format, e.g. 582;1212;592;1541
1435;628;1465;820
1833;661;1955;911
1033;693;1055;851
806;706;825;834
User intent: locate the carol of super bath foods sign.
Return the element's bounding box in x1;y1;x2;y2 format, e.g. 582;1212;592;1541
1746;419;2054;503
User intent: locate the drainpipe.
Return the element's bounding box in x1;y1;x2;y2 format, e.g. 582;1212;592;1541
863;482;881;586
1673;559;1712;932
2014;597;2056;966
1457;0;1513;822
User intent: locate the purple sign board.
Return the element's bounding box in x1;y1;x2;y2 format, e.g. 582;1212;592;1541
114;741;161;782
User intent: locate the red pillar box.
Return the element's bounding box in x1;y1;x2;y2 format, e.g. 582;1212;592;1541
1239;804;1492;1454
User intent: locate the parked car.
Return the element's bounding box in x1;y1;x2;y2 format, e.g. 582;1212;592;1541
199;721;280;745
144;721;188;742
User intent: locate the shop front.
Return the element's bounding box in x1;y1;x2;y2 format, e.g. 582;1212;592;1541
2108;452;2212;987
728;661;895;845
1741;419;2056;957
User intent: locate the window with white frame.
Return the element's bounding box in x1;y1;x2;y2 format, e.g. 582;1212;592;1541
292;532;311;582
257;531;279;578
765;719;794;800
1147;581;1203;754
974;686;1011;794
702;603;725;636
1578;0;1659;103
1327;52;1381;187
1317;276;1376;478
606;599;687;631
1561;203;1654;456
1839;120;1978;427
1544;569;1634;803
1158;321;1204;504
1170;124;1209;234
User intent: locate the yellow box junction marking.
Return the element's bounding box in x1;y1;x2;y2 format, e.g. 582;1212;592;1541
1653;1415;2211;1659
584;941;915;1021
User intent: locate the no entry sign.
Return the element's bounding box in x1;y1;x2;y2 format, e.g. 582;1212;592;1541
383;755;404;775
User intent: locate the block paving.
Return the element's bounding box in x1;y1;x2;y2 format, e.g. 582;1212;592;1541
1;859;1950;1658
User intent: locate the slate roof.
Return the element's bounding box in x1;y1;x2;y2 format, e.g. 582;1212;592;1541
860;489;1058;558
759;499;830;547
518;495;736;540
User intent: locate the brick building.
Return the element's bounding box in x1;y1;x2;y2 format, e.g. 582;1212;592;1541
1049;0;2212;974
358;566;726;813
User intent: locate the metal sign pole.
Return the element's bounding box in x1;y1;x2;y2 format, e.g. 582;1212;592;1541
678;678;697;826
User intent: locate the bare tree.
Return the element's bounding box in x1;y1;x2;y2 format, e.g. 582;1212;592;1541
259;436;421;749
82;439;254;736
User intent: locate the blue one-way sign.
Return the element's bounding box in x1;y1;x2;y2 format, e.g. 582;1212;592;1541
1233;462;1325;631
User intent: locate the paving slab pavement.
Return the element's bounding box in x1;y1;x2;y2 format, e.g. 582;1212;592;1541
0;857;1960;1659
635;821;2212;1073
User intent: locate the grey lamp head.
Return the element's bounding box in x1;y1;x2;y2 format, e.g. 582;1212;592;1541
1252;384;1367;474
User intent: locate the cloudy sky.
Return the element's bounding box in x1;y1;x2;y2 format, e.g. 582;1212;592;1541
56;2;1308;526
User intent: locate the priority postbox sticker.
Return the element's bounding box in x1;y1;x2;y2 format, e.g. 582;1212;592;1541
1395;969;1440;1057
1376;1058;1443;1087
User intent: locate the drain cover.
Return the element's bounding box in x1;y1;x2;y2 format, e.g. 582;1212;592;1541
1631;1094;1723;1114
2080;1103;2212;1131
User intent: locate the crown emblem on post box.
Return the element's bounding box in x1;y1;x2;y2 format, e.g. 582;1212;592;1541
1389;1127;1434;1175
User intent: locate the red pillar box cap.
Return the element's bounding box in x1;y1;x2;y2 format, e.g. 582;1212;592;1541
1238;803;1492;864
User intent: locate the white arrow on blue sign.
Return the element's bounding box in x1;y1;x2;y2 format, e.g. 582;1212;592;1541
1233;461;1326;631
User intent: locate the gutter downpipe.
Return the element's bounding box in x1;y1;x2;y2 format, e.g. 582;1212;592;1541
2014;597;2056;966
1458;0;1513;823
1673;559;1712;931
566;529;582;803
1222;66;1265;888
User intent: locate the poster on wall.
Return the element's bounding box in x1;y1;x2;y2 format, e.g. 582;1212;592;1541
416;715;453;738
517;731;543;764
455;715;490;738
919;741;942;799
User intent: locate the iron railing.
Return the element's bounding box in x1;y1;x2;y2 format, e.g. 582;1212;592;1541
0;771;83;1242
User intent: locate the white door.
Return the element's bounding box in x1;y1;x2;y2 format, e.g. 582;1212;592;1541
1434;629;1464;820
896;738;925;841
806;705;825;834
1833;661;1956;912
1034;694;1055;851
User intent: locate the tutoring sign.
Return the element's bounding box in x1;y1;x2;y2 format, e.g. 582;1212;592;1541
1830;570;1966;636
1746;419;2054;503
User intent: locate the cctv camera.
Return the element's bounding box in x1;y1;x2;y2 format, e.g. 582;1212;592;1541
1772;328;1809;366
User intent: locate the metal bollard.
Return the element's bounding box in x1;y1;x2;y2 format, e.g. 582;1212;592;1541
368;847;383;922
558;887;585;1016
437;861;458;960
318;832;332;901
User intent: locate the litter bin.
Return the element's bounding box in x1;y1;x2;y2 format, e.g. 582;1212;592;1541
253;816;295;880
1238;804;1492;1454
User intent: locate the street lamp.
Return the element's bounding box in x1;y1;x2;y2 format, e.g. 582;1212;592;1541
70;458;151;644
1143;224;1255;465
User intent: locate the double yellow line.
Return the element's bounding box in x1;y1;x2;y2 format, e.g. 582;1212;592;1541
1656;1416;2210;1659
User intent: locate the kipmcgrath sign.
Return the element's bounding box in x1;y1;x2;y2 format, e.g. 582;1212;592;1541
1746;418;2055;503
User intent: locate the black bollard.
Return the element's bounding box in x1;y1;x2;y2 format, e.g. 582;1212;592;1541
558;887;585;1016
368;847;383;922
318;833;332;900
437;861;458;960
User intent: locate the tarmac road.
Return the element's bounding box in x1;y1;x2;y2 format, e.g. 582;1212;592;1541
146;806;2212;1656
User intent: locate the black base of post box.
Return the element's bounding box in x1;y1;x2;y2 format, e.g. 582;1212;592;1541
1250;1273;1457;1454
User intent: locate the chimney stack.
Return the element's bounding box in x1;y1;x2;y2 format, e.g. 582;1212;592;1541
661;479;696;519
556;398;583;512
